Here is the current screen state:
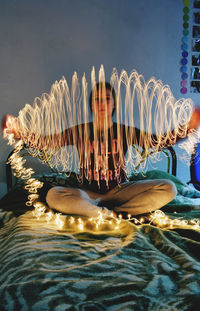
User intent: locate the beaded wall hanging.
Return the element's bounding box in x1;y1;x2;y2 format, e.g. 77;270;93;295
181;0;200;93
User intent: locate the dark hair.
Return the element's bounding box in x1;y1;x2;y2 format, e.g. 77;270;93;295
89;82;116;115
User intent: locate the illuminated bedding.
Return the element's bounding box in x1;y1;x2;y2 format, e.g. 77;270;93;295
1;170;200;311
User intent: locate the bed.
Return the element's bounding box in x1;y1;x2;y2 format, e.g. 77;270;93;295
1;147;200;311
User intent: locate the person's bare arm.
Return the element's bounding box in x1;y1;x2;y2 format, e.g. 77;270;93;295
2;114;72;149
187;106;200;131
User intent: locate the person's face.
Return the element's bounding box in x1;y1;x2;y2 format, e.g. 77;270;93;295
92;88;114;119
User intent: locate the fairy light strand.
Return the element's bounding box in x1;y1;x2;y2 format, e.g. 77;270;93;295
5;136;200;232
11;66;198;180
4;67;200;232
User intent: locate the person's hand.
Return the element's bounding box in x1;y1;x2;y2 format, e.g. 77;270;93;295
188;106;200;131
1;114;21;139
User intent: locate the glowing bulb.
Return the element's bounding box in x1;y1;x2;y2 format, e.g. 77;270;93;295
69;216;75;224
78;218;84;231
98;211;103;221
55;213;64;229
116;218;121;225
110;212;114;218
46;211;54;223
139;217;145;224
32;202;46;219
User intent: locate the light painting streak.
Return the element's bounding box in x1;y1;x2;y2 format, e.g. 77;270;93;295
3;66;200;232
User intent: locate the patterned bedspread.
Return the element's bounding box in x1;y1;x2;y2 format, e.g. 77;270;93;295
0;171;200;311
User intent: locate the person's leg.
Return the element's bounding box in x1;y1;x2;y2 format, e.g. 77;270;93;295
98;179;177;215
46;186;113;218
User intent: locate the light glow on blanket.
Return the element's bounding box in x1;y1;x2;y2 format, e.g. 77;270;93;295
31;202;144;231
31;201;200;232
32;200;124;231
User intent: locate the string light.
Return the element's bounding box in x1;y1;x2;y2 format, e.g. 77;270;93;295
9;65;198;182
53;213;63;229
3;66;200;233
148;210;200;231
78;218;84;231
5;132;200;233
32;202;46;220
46;210;54;223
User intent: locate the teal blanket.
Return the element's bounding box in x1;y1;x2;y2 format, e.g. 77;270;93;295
129;170;200;210
0;171;200;310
